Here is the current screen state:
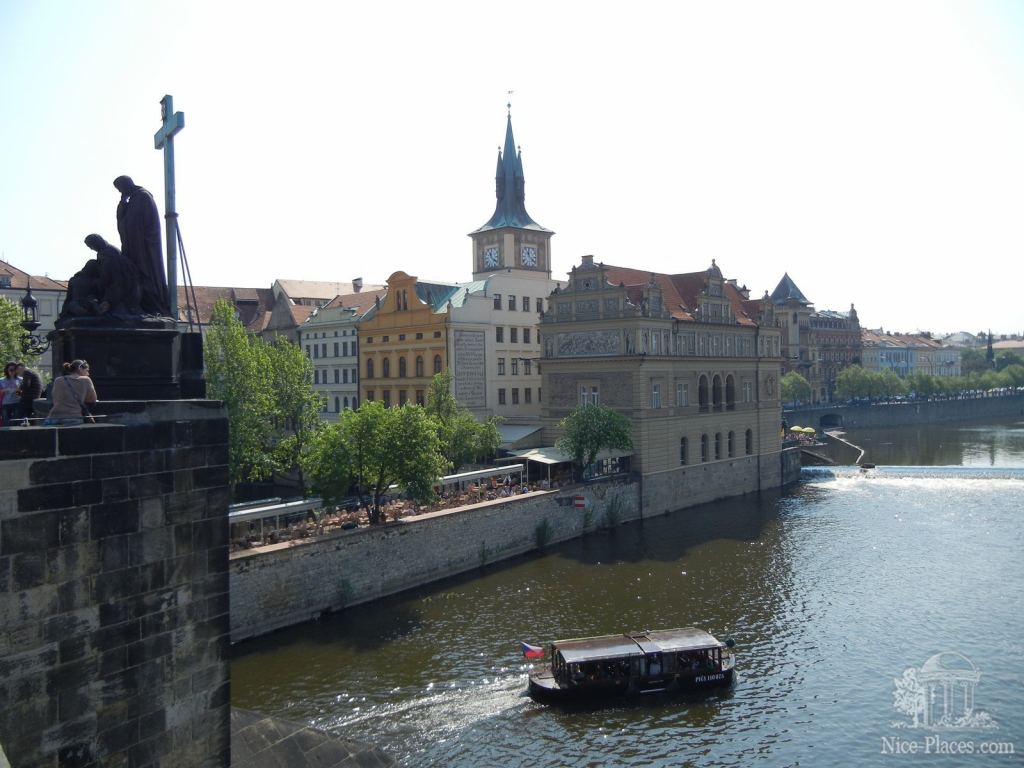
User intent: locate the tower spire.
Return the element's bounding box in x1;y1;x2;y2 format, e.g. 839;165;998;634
474;108;549;233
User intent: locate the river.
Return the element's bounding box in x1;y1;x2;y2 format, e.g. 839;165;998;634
232;418;1024;766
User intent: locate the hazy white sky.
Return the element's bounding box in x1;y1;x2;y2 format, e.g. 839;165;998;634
2;1;1022;334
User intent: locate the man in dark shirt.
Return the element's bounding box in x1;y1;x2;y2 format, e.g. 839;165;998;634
16;364;43;421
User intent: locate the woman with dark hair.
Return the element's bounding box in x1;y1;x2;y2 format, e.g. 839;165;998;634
2;362;22;425
44;360;98;426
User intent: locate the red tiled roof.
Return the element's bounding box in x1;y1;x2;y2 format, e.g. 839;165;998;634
0;259;67;291
175;285;275;333
602;264;757;325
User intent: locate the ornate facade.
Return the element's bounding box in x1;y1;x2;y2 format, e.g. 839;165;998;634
540;255;783;476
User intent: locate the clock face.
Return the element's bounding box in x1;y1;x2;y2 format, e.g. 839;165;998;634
521;246;538;266
483;246;499;269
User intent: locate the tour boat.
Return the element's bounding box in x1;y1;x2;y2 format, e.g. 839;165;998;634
527;627;735;703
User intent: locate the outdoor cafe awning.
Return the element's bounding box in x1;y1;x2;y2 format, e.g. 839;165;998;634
498;446;633;466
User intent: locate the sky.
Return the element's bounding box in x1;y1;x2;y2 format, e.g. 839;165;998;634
2;0;1023;336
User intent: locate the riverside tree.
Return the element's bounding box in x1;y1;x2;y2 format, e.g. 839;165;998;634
424;371;502;472
302;400;448;525
780;371;811;407
204;299;276;486
266;335;325;493
0;297;39;368
555;403;633;481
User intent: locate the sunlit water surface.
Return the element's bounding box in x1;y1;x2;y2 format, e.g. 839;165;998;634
232;419;1024;766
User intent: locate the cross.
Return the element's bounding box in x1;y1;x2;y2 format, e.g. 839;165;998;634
154;94;185;318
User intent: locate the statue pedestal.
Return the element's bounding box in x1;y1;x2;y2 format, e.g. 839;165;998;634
49;321;205;400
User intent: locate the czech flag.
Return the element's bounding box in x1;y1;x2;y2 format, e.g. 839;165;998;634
521;641;545;659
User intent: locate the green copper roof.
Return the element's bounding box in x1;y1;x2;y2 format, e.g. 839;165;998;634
472;114;552;234
770;273;811;306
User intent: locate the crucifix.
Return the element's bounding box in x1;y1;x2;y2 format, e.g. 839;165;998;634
154;94;185;318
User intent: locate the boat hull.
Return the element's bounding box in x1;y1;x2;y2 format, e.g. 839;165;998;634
528;667;734;704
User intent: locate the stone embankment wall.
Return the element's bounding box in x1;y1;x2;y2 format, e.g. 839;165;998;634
0;401;231;767
642;451;794;516
791;393;1024;430
230;479;640;642
231;448;802;643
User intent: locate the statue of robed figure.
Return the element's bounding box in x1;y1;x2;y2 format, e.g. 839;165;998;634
114;175;170;317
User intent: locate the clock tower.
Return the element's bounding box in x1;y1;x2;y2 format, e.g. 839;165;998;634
470;109;554;279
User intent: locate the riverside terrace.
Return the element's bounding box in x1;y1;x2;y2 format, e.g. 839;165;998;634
228;464;588;553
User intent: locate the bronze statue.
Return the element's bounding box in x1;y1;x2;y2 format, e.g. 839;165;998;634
59;235;143;320
114;175;169;316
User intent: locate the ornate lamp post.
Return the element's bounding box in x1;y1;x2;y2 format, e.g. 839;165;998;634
20;280;51;355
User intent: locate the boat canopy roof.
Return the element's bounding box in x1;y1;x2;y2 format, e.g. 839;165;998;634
553;627;722;665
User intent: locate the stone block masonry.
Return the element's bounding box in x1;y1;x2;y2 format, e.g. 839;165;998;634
230;479;642;642
0;401;231;768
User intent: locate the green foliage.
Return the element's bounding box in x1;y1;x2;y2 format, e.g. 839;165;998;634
780;371;811;405
995;350;1024;372
535;518;553;548
960;348;990;375
266;335;325;492
556;404;633;480
425;371;502;472
301;400;448;525
0;297;40;369
204;299;276;485
204;300;326;492
602;493;624;528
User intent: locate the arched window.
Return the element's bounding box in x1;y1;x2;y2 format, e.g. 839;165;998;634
745;429;753;455
433;355;442;374
715;432;722;460
399;357;407;378
712;375;723;411
343;396;349;410
725;375;736;410
679;437;688;466
701;434;709;463
382;358;390;378
728;430;735;458
415;356;424;377
366;359;374;379
334;396;340;413
698;375;709;412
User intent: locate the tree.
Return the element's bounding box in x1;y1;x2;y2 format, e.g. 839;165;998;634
835;365;870;400
302;401;447;525
994;350;1024;372
556;404;633;481
0;297;40;369
780;371;811;406
960;348;989;376
879;369;907;399
204;299;276;487
425;371;502;472
265;335;325;493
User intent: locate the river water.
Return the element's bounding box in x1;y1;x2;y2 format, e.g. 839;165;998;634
232;419;1024;766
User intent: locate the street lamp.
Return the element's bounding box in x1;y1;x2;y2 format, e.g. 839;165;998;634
20;280;51;355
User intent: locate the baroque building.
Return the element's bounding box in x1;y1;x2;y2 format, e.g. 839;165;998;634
539;255;785;506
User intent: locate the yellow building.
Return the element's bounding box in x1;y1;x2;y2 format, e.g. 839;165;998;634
358;271;461;407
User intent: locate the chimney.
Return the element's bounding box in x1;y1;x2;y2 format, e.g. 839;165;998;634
581;254;594;268
353;277;363;293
